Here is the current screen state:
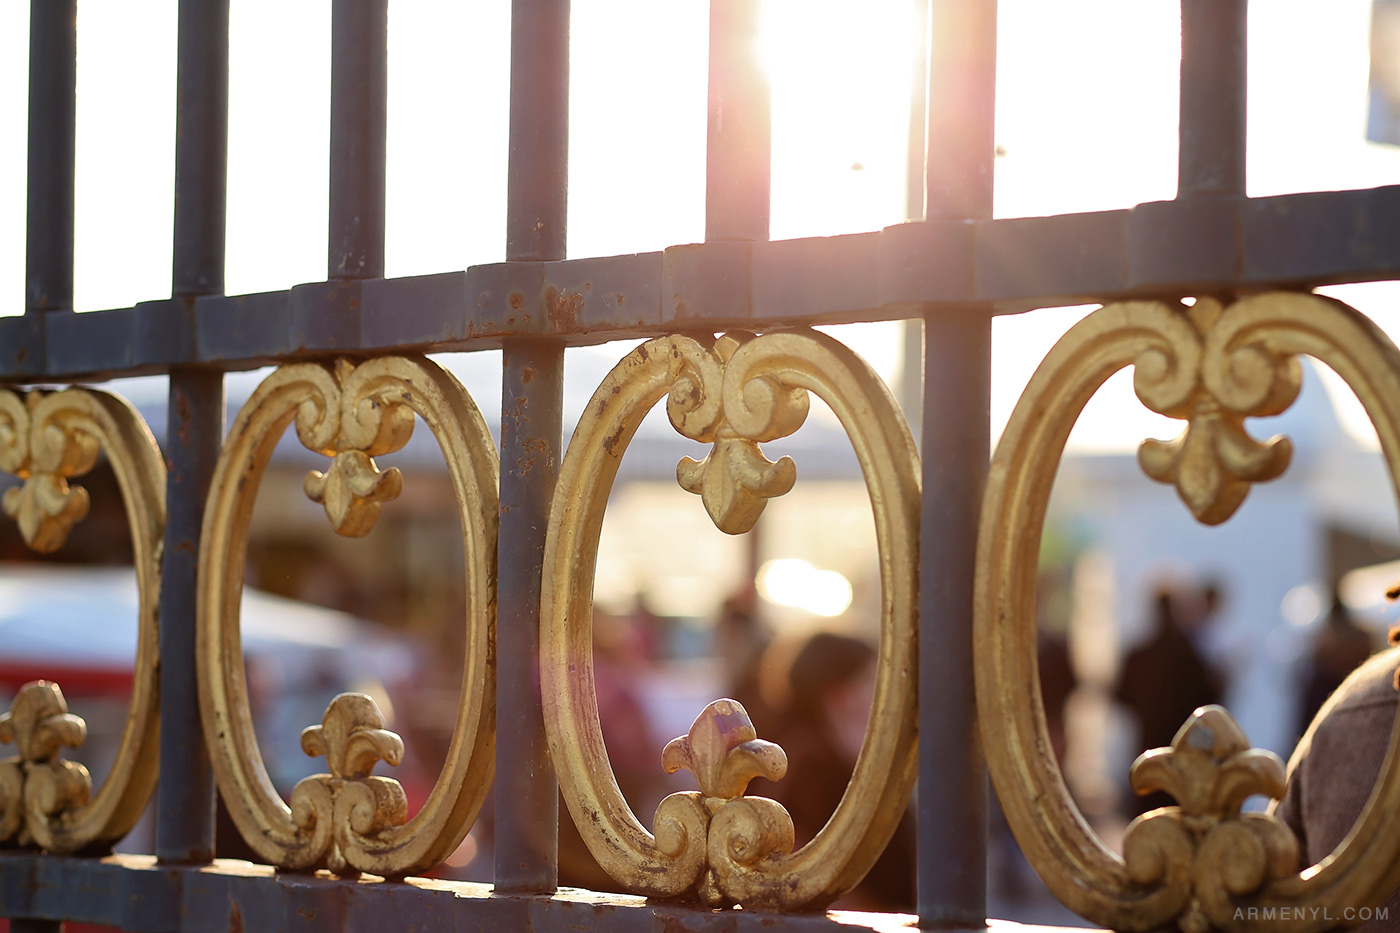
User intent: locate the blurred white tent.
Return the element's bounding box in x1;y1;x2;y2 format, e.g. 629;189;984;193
0;563;417;694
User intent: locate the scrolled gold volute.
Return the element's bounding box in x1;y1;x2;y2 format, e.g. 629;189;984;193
0;386;163;855
197;356;497;878
541;330;918;910
977;292;1400;931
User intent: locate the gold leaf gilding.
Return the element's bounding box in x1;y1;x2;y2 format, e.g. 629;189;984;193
0;387;163;854
199;356;497;879
542;329;919;911
668;333;808;535
978;292;1400;931
0;681;93;849
290;693;409;875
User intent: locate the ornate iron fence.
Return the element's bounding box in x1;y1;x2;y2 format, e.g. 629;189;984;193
2;0;1400;930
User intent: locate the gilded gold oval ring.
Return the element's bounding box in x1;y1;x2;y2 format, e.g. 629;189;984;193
541;330;919;910
0;387;164;853
197;356;497;877
977;293;1400;931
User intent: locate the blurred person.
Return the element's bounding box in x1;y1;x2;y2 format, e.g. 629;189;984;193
1297;593;1379;734
714;596;775;732
1187;580;1244;681
1115;584;1224;814
750;630;915;912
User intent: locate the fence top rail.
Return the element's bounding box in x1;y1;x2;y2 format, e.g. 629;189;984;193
5;185;1399;384
0;852;1091;933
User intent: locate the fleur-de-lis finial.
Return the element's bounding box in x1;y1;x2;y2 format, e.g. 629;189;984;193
1122;706;1298;933
1136;298;1297;525
671;335;807;535
662;699;787;804
303;450;403;538
0;681;87;764
290;693;409;875
0;392;100;553
1;474;91;554
1129;705;1286;827
300;693;404;781
0;681;94;847
296;359;414;537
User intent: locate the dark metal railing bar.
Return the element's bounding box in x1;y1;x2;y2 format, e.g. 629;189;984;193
918;0;997;926
705;0;770;242
917;315;991;929
171;2;229;297
1178;0;1247;198
923;1;997;224
494;0;570;895
156;372;224;864
24;0;76;314
328;0;388;280
156;0;230;866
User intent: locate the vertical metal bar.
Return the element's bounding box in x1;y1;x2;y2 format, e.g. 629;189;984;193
328;0;387;280
505;0;569;265
172;0;228;298
923;0;997;222
156;371;224;864
919;0;996;926
919;315;991;928
494;0;569;895
1178;0;1247;198
25;0;76;313
705;0;770;242
157;0;229;865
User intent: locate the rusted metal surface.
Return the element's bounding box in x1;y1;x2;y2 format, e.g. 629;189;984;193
0;853;1096;932
157;0;230;866
494;0;571;897
8;186;1400;382
157;370;222;865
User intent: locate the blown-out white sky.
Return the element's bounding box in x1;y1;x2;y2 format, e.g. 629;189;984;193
0;0;1397;450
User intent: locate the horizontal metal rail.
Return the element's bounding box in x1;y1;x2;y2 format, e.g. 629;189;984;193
5;185;1397;383
0;853;1090;933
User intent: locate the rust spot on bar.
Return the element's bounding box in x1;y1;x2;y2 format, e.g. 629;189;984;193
176;390;191;447
509;292;524;311
545;287;584;331
516;436;549;476
521;366;537;383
